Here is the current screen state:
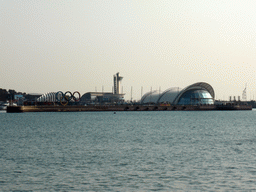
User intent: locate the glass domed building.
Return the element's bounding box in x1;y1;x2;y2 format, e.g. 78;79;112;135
140;82;214;105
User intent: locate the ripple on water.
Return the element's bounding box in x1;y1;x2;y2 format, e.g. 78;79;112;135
1;111;256;191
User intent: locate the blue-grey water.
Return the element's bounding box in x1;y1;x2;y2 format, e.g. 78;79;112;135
1;110;256;191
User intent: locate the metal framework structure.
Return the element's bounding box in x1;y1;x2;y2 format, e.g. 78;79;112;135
37;91;80;105
37;92;56;102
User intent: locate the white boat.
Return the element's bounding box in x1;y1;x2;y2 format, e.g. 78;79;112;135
0;102;17;110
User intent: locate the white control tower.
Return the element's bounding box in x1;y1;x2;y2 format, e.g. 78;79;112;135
113;72;123;94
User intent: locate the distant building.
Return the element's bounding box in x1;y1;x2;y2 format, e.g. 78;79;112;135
140;82;214;105
14;94;24;100
80;92;124;103
25;93;42;101
81;72;125;104
36;73;125;104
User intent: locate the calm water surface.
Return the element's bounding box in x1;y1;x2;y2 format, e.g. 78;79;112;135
1;110;256;191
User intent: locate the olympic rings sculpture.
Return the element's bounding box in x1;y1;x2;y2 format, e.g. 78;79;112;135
55;91;81;106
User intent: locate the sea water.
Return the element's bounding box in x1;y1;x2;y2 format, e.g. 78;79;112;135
1;110;256;191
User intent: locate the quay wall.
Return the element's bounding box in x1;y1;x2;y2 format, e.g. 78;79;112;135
7;104;252;113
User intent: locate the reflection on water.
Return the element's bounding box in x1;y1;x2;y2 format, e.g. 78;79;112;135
1;111;256;191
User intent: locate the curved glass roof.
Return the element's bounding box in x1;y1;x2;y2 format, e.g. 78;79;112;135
177;89;214;105
140;90;159;103
140;82;215;105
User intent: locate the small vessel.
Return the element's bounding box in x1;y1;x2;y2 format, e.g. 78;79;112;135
0;102;17;110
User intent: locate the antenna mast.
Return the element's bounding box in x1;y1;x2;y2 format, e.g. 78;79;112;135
242;83;247;101
131;86;133;102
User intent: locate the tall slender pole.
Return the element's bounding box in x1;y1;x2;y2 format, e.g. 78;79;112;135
159;86;161;104
150;86;152;103
131;86;133;102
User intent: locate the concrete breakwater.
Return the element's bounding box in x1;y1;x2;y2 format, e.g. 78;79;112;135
7;104;252;113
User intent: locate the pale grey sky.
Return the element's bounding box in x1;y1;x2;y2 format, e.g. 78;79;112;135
1;0;256;100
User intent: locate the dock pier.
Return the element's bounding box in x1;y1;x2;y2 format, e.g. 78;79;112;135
6;104;252;113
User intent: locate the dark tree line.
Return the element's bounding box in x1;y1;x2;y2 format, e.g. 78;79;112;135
0;88;27;101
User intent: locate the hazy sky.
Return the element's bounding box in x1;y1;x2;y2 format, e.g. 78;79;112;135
1;0;256;100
